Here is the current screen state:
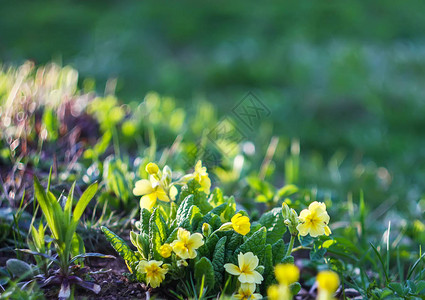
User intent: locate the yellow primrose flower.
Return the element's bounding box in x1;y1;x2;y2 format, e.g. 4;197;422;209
193;160;211;194
231;213;251;235
181;160;212;194
146;162;159;175
232;283;262;300
170;228;204;259
159;243;173;258
224;252;263;284
133;177;170;211
317;270;340;300
275;264;300;285
297;201;332;237
267;284;291;300
137;260;168;288
268;264;299;300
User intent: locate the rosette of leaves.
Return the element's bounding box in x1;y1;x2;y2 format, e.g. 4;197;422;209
102;180;295;297
17;175;115;299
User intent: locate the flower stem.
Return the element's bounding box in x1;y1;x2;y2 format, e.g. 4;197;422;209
286;235;296;257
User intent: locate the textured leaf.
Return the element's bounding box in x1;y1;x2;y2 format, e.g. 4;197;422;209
194;257;215;292
149;208;167;260
262;244;274;294
176;195;194;226
198;233;219;259
225;231;243;262
212;236;227;289
257;207;286;244
101;226;137;272
164;227;179;244
179;180;212;214
235;227;267;262
138;208;151;236
290;282;301;296
208;187;224;207
271;239;287;265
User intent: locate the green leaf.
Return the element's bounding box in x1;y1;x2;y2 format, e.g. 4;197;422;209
194;257;215;292
208;187;224;207
103;156;133;206
69;253;115;264
310;243;327;261
130;231;149;259
164;227;179;244
225;231;243;261
179;180;212;214
71;233;85;265
73;182;98;223
64;182;76;222
235;227;267;262
138;208;152;236
33;176;57;239
388;282;405;296
198;233;219;258
176;195;194;226
149;208;167;260
271;239;287;265
261;244;274;294
257;207;287;244
101;226;138;272
276;184;298;198
290;282;301;296
212;236;227;289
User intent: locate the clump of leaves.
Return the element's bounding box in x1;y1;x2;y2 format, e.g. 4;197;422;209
102;161;331;298
16;174;114;299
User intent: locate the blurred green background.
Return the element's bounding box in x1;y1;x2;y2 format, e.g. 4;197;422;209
1;0;425;207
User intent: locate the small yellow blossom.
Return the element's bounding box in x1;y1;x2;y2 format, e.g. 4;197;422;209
182;160;212;194
159;243;173;258
170;228;204;259
231;213;251;236
137;260;168;288
317;270;340;300
133;178;170;211
224;252;263;284
268;264;300;300
146;162;159;175
193;160;211;194
232;283;262;300
268;284;291;300
297;201;331;237
275;264;299;285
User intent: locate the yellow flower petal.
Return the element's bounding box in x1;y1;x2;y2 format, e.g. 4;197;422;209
324;225;332;236
188;232;205;249
275;264;299;285
317;270;340;293
242;252;259;270
133;179;153;195
224;263;241;276
156;188;170;202
140;193;157;211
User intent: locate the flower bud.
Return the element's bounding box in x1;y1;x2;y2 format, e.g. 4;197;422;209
162;165;172;185
159;243;173;258
146;162;159;175
202;223;212;237
177;259;188;268
282;202;291;219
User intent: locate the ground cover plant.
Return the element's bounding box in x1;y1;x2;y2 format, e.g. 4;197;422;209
0;62;424;300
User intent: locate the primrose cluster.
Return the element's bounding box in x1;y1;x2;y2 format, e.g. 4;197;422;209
102;161;337;299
